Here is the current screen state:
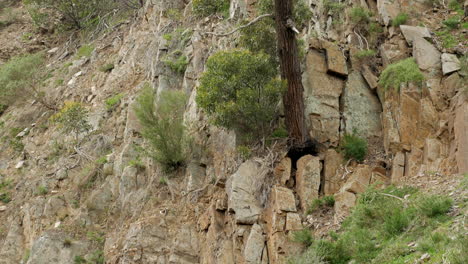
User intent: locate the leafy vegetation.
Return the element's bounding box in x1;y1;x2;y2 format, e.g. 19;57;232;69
349;7;371;25
0;52;45;109
291;229;314;247
292;186;461;264
239;18;278;67
392;13;408;27
379;58;425;91
257;0;311;30
76;45;95;58
0;178;13;203
323;0;346;15
307;196;335;214
192;0;230;17
354;49;377;60
442;16;461;29
50;102;92;141
134;84;188;172
99;63;114;73
163;50;189;74
104;93;124;111
340;131;368;162
196;49;284;142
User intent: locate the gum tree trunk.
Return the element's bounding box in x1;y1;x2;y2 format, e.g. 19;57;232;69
274;0;308;147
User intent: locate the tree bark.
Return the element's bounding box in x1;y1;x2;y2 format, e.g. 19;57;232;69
274;0;308;146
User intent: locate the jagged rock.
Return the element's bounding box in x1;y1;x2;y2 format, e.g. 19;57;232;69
413;37;441;71
186;162;206;192
272;186;297;213
400;25;431;45
274;157;291;186
296;155;321;211
405;148;423;177
362;65;379;90
244;224;265;264
303;49;344;146
399;84;422;149
378;0;401;26
342;71;382;138
391;152;406;184
26;231;89;264
226;161;264;224
334;191;356;223
0;206;6;212
15;160;25;169
342;165;372;194
324;149;344;196
453;93;468;173
423;138;442;170
169;225;200;264
322;41;348;76
285;213;302;231
441;53;461;75
379;39;409;67
47;47;59;54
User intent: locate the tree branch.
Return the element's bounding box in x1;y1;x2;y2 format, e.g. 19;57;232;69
203;14;272;36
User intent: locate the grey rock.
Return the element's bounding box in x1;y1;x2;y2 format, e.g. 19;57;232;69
413;38;441;71
342;72;382;138
441;53;461;75
244;224;265;264
400;25;431;46
226;161;264;224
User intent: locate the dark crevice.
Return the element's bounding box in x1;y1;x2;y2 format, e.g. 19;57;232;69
286;139;319;171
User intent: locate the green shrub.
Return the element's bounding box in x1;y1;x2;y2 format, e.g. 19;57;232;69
0;52;45;107
239;18;278;67
257;0;311;29
196;49;284;141
37;185;48;195
287;248;325;264
418;195;453;217
99;63;114;73
50;101;92;141
448;0;463;10
163;51;189;74
104;93;124;111
76;45;94;58
89;250;105;264
442;16;461;29
134;84;188;172
291;229;314;247
349;7;371;25
378;58;425;90
192;0;230;17
237;145;252;160
323;0;346;15
354;49;377;60
74;256;86;264
392;12;408;27
340;131;367;162
308;196;335;214
271;127;289;138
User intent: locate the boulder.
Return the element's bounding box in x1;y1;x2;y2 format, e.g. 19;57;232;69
391;152;406;184
272;186;297;213
453;95;468;173
226;161;264;224
323;149;344;195
378;0;401;26
342;72;382;138
441;53;461;75
322;41;348;76
362;65;379;90
296;155;322;211
274;157;291;186
303;50;344;146
285;213;303;231
334;191;356;223
244;224;265;264
342;165;372;194
413;37;441;71
186;162;206;192
400;25;431;45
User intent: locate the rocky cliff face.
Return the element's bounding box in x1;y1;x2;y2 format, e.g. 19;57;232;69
0;0;466;263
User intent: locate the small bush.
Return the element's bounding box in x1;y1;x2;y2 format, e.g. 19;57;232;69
50;101;92;141
163;51;189;74
134;84;188;172
287;248;326;264
105;93;124;111
308;196;335;214
237;145;252;160
239;18;278;67
76;45;94;58
354;49;377;60
196;49;284;141
37;185;48;195
271;127;289;138
418;195;453;217
349;7;371;25
192;0;230;17
323;0;346;15
99;63;114;73
74;256;86;264
340;131;367;162
291;229;314;247
442;16;461;29
392;13;408;27
435;30;457;49
0;52;45;107
378;58;425;90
